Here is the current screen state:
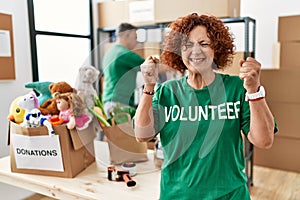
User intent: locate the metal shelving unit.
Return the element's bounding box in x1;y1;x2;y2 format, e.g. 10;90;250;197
222;17;256;187
96;16;256;187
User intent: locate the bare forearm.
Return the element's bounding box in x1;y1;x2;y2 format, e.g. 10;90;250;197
134;86;156;142
247;99;275;149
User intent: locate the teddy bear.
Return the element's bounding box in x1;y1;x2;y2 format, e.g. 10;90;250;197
39;81;76;116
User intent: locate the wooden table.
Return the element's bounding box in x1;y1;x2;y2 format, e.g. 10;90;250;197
0;147;161;200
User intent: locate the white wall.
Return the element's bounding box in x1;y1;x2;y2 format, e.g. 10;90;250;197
0;0;32;158
240;0;300;68
0;1;35;199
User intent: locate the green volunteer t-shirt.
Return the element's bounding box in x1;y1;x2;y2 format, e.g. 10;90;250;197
153;73;250;200
102;44;144;107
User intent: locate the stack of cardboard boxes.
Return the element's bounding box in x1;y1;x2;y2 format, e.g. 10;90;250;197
254;15;300;173
98;0;240;28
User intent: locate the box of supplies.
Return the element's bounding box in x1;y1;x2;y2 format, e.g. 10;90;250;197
9;121;96;178
278;15;300;42
254;135;300;173
272;42;300;69
154;0;240;24
98;0;240;28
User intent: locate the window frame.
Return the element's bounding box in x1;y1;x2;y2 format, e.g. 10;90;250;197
27;0;94;81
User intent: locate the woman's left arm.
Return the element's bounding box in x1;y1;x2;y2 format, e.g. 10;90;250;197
247;99;275;149
239;57;275;149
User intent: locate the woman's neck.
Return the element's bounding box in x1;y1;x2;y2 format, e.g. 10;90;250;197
187;71;215;89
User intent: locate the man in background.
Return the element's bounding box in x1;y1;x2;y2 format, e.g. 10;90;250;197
102;23;145;117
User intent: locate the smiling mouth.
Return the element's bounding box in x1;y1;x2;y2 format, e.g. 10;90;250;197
190;58;205;63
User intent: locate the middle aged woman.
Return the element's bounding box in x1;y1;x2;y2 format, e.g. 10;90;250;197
134;13;277;200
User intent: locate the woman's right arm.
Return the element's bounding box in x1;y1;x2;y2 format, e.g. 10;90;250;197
134;56;159;142
134;84;156;142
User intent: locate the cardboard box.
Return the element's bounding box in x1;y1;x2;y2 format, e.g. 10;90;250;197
254;135;300;173
9;122;95;178
134;42;161;58
103;42;160;59
267;102;300;139
255;69;300;173
272;42;300;69
260;69;300;104
278;15;300;42
133;42;145;58
98;0;240;28
217;51;245;76
155;0;240;24
98;1;129;29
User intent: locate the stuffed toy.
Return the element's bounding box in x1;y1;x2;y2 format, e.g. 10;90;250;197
75;65;100;110
18;92;54;136
26;108;43;127
39;81;76;116
7;96;26;124
24;81;53;105
18;91;39;124
53;92;92;130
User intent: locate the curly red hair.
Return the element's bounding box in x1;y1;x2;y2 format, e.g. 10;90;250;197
161;13;235;74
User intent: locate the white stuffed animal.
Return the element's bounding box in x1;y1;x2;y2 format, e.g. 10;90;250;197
18;91;39;127
75;65;100;109
18;92;54;136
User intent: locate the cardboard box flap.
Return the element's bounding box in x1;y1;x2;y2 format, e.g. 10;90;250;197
9;121;96;151
10;121;54;136
69;122;96;151
8;121;67;145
